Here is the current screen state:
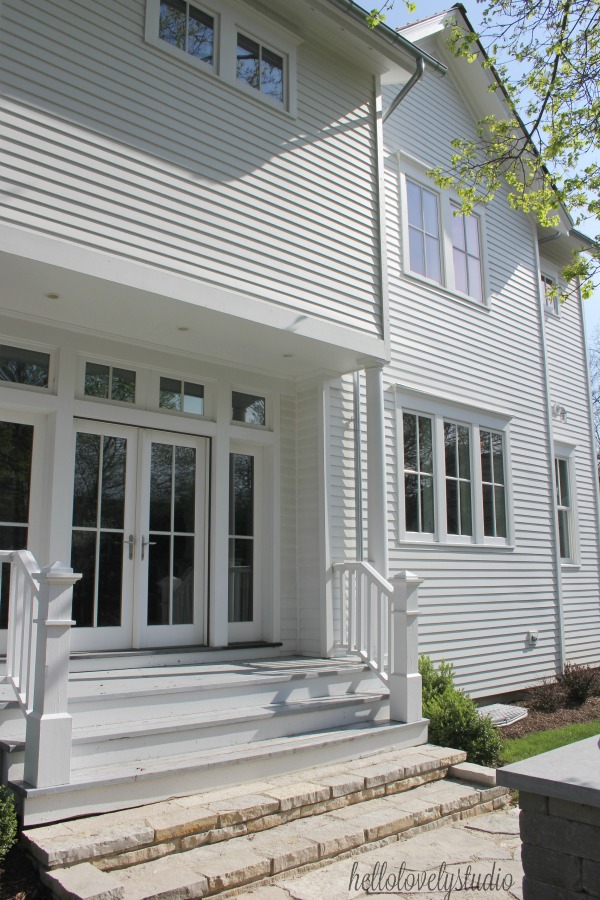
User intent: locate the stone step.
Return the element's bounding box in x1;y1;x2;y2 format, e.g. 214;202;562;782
29;749;510;900
12;719;429;826
24;743;464;871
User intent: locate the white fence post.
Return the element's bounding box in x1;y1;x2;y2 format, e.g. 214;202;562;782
388;570;423;724
24;562;81;788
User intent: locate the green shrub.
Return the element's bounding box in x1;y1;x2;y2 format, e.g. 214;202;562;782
559;663;598;704
0;786;17;862
419;655;504;767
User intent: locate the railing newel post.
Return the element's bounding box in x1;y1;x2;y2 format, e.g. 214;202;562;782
23;561;81;789
388;570;423;724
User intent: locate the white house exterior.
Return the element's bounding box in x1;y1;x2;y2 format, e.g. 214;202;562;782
328;8;600;698
0;0;598;822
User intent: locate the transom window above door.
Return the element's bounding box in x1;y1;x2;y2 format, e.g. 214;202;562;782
159;377;205;416
0;343;51;390
84;362;136;404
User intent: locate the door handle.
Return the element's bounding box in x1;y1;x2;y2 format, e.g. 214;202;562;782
141;536;157;561
123;534;135;561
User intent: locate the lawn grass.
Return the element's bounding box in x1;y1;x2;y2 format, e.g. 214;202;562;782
502;719;600;764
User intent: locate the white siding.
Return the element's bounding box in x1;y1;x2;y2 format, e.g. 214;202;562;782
381;67;560;696
0;0;381;335
325;60;578;697
544;262;600;667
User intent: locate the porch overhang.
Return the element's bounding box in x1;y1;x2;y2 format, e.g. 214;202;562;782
0;232;388;380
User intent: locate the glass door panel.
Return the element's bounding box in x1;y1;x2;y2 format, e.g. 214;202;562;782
137;431;208;648
70;421;137;651
0;420;34;630
228;447;262;642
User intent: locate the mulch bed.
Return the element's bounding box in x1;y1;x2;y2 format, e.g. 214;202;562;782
500;671;600;739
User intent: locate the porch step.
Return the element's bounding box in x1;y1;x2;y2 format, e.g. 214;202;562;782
65;657;384;722
23;746;511;900
3;691;390;778
11;719;430;826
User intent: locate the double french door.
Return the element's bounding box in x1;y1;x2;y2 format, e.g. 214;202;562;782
70;421;209;651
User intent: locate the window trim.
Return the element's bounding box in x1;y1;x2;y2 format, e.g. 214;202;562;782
395;387;513;547
398;155;490;307
144;0;299;116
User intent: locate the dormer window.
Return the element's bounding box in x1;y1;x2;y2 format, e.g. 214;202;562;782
159;0;215;66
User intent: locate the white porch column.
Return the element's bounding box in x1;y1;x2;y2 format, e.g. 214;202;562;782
209;382;231;647
365;364;389;578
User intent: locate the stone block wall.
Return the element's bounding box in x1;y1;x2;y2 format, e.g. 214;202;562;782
519;790;600;899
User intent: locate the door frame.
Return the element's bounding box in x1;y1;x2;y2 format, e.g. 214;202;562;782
70;420;210;651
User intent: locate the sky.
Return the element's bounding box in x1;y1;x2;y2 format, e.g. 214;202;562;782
378;0;600;344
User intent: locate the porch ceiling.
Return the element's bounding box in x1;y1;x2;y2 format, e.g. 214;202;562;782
0;251;385;380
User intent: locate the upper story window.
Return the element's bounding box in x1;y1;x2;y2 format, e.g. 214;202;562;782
159;0;215;66
236;34;284;104
400;159;489;305
542;273;559;316
406;180;442;283
0;344;50;389
146;0;298;115
84;362;136;404
451;203;483;302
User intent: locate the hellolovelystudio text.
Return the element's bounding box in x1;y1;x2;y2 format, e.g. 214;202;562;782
348;860;514;897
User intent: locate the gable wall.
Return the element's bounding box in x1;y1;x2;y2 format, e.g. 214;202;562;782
0;0;382;337
543;265;600;667
330;56;572;697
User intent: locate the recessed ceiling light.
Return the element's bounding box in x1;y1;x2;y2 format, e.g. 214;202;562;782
45;292;60;300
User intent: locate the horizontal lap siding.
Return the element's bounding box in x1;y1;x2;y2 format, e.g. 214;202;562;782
544;267;600;667
380;70;559;697
0;0;381;334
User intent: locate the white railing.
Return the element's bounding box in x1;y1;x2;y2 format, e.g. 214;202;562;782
0;551;81;788
333;561;424;724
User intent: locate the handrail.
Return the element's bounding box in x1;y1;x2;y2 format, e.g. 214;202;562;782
333;560;424;725
5;550;42;713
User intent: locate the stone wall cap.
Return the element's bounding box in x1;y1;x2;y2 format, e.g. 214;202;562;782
497;736;600;808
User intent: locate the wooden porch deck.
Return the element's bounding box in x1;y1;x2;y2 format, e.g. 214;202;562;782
1;655;428;826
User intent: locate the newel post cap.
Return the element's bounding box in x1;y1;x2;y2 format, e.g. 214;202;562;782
37;562;83;585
